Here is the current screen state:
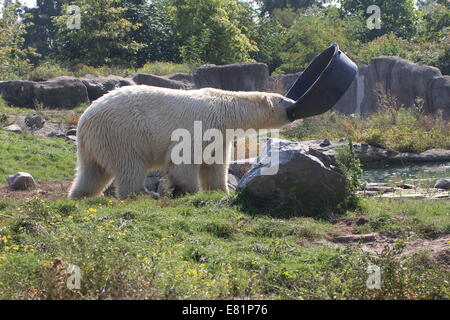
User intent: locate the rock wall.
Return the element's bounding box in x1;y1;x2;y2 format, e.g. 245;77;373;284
333;56;450;119
1;57;448;119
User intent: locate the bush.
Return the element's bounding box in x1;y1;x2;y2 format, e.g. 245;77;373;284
282;104;449;154
335;141;362;211
26;62;70;81
136;61;196;76
354;33;407;65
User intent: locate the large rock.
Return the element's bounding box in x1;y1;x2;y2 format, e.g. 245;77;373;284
3;124;22;133
434;179;450;190
7;172;37;190
267;72;301;94
333;57;450;119
32;76;89;109
0;80;36;108
81;75;134;101
429;76;450;119
237;139;346;216
193;63;269;91
130;73;187;90
25;115;45;130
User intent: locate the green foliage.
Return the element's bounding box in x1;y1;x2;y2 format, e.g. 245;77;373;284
257;0;318;14
276;7;359;73
53;0;144;67
249;14;286;73
23;0;62;64
340;0;418;40
25;61;70;81
0;194;448;299
354;33;407;65
136;61;196;75
416;0;450;41
282;107;450;153
335;141;362;211
171;0;257;64
119;0;181;66
0;131;76;183
0;3;39;80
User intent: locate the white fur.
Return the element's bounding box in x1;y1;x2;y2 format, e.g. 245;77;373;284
69;85;292;199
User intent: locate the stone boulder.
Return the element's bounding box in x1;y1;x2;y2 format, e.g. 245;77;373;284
165;73;195;89
130;73;186;89
7;172;37;190
267;72;301;94
429;76;450;119
0;80;36;108
3;124;22;133
237;139;346;216
434;179;450;190
81;75;134;101
25;115;45;130
193;63;269;92
32;76;89;109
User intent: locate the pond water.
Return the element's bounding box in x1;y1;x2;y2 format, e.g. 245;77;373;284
362;162;450;186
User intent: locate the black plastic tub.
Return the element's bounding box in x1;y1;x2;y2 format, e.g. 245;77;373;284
285;44;358;121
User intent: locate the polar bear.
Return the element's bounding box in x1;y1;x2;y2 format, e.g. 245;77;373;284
68;85;297;199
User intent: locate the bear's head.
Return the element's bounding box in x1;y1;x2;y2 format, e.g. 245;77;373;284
256;93;297;129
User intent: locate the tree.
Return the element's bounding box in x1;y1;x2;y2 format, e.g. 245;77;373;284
340;0;418;40
52;0;144;67
257;0;319;15
417;0;450;41
23;0;62;63
277;7;359;73
249;14;286;73
170;0;257;65
0;2;38;80
118;0;180;65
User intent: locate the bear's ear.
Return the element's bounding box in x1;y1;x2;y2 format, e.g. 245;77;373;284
263;95;275;112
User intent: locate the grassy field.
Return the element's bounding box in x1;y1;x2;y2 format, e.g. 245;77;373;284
0;131;76;183
0;194;448;300
282;107;450;153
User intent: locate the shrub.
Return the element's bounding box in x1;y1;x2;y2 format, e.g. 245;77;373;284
335;141;362;211
136;61;196;76
26;62;70;81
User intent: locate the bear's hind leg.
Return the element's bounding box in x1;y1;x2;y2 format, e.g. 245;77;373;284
166;163;200;195
69;160;112;199
200;164;228;192
114;162;147;200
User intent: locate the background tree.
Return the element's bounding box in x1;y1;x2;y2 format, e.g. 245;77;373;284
277;6;359;73
249;14;286;72
53;0;144;67
257;0;318;15
119;0;180;66
23;0;62;63
170;0;257;64
0;2;38;80
340;0;418;40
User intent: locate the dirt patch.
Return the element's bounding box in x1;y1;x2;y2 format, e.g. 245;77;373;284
333;216;369;234
0;180;71;201
331;217;449;266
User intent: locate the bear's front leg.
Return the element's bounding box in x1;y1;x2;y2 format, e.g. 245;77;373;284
166;163;201;195
199;164;229;192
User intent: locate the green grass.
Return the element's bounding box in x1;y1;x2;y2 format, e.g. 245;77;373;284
0;193;448;300
353;198;450;238
0;131;76;183
17;61;197;82
282;107;450;153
